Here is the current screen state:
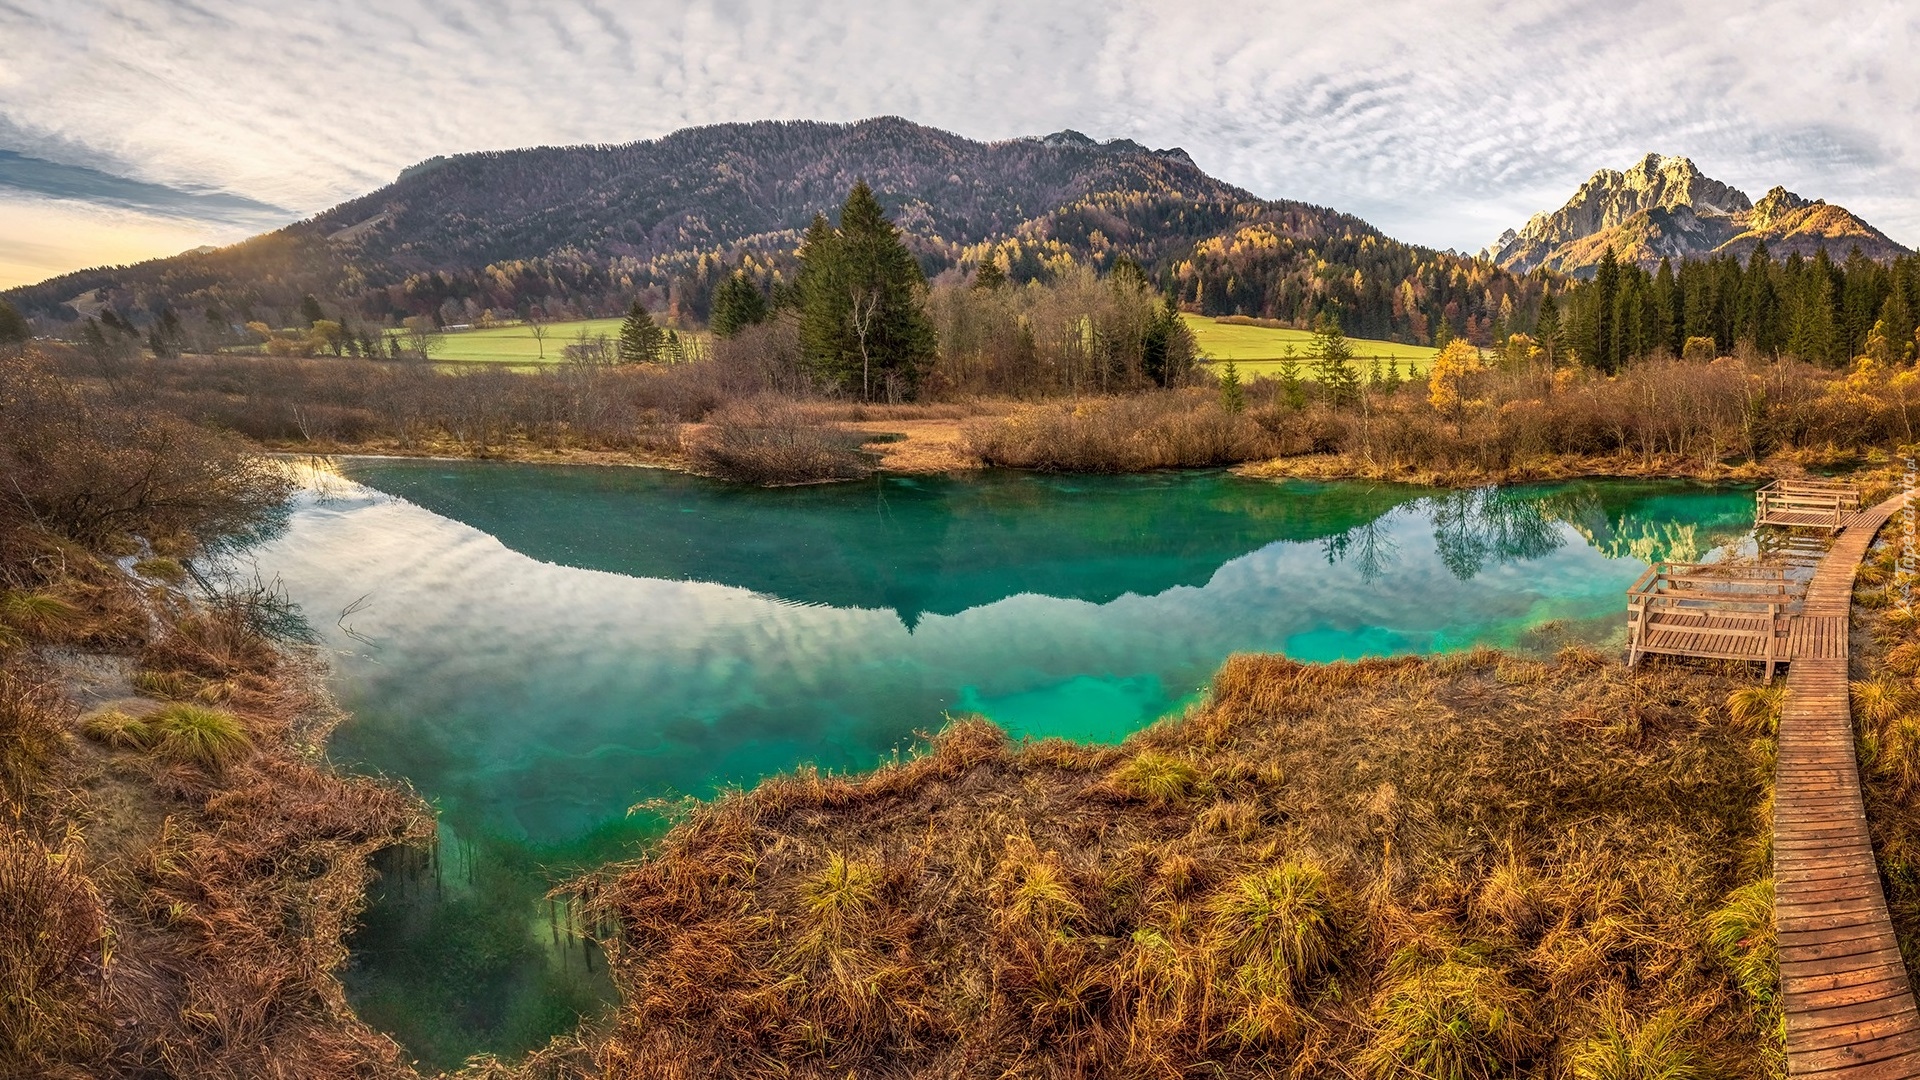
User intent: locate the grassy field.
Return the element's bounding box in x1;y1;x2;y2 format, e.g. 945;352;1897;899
1185;314;1438;377
396;314;1428;375
387;318;640;363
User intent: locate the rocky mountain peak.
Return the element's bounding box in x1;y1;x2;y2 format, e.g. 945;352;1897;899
1749;185;1820;230
1495;154;1754;271
1490;154;1904;276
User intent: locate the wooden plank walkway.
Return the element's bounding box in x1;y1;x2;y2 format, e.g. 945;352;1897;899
1760;480;1865;535
1627;563;1802;680
1778;490;1920;1077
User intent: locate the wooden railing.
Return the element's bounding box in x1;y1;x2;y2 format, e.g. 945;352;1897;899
1626;562;1805;681
1755;479;1861;533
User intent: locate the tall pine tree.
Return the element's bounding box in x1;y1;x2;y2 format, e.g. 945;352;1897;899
618;298;665;363
1534;291;1561;368
797;182;937;400
709;271;769;338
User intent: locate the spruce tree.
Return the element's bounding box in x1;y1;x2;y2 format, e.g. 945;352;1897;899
1276;346;1306;409
796;212;849;381
1310;312;1361;405
0;299;32;348
709;271;769;337
1218;361;1245;412
1651;259;1679;356
798;183;937;400
1789;260;1839;365
1591;248;1620;374
1141;298;1196;387
618;298;665;363
972;258;1007;291
1746;241;1779;357
300;294;325;327
1535;292;1561;368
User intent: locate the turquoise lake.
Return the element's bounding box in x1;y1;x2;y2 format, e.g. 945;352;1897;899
246;462;1759;1068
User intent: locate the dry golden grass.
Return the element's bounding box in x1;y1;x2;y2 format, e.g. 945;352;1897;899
0;359;434;1079
1856;529;1920;955
571;650;1776;1078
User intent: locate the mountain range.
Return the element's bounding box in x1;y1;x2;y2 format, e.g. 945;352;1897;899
5;124;1909;350
1488;153;1907;275
0;117;1520;346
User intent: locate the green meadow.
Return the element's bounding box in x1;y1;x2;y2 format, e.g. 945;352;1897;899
388;318;639;363
1184;314;1437;377
392;313;1429;376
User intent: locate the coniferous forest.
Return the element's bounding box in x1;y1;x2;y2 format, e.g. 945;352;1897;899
1549;245;1920;372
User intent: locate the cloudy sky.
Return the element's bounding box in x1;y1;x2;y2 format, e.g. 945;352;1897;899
0;0;1914;289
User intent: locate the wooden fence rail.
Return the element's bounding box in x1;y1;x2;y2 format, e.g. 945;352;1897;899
1759;480;1863;534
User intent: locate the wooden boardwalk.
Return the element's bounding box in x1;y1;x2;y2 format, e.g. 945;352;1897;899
1628;563;1805;680
1777;491;1920;1077
1761;479;1865;534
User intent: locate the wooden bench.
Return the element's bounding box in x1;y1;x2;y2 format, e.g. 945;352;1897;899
1626;562;1805;681
1757;480;1862;534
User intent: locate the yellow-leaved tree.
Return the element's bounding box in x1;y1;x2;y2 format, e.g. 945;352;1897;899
1427;339;1484;429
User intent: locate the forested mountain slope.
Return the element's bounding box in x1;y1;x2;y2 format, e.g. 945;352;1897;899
4;117;1539;347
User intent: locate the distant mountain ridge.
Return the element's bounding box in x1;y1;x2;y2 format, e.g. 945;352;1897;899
4;116;1537;349
1489;153;1907;275
3;118;1267;323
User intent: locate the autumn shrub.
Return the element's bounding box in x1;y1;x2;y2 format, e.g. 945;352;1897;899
0;668;67;812
687;398;875;485
0;353;291;547
963;390;1277;471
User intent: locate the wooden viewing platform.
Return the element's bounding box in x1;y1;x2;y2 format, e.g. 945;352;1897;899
1759;479;1865;534
1774;491;1920;1077
1626;562;1806;681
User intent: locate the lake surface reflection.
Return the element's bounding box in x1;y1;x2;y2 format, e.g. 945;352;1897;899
247;462;1755;1068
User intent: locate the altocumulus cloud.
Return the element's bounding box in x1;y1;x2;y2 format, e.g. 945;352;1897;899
0;0;1915;285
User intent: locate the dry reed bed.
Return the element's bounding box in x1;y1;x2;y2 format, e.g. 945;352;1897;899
965;356;1920;478
1850;522;1920;979
1;350;433;1079
577;649;1779;1079
0;531;434;1079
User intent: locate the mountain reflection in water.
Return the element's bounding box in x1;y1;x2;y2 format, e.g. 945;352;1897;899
241;463;1755;1070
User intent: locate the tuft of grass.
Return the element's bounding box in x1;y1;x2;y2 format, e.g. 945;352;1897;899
1110;751;1203;806
1705;879;1776;1006
1360;948;1540;1080
149;703;252;769
81;709;156;751
1853;677;1910;727
1878;715;1920;796
1566;1007;1710;1080
131;556;187;584
1885;642;1920;677
799;852;879;927
1728;685;1786;737
133;668;233;704
1207;860;1341;1043
0;591;82;641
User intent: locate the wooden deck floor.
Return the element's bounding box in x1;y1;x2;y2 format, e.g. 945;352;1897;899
1762;509;1863;532
1778;491;1920;1077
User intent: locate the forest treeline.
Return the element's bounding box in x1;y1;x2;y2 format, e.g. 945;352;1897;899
1549;244;1920;373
